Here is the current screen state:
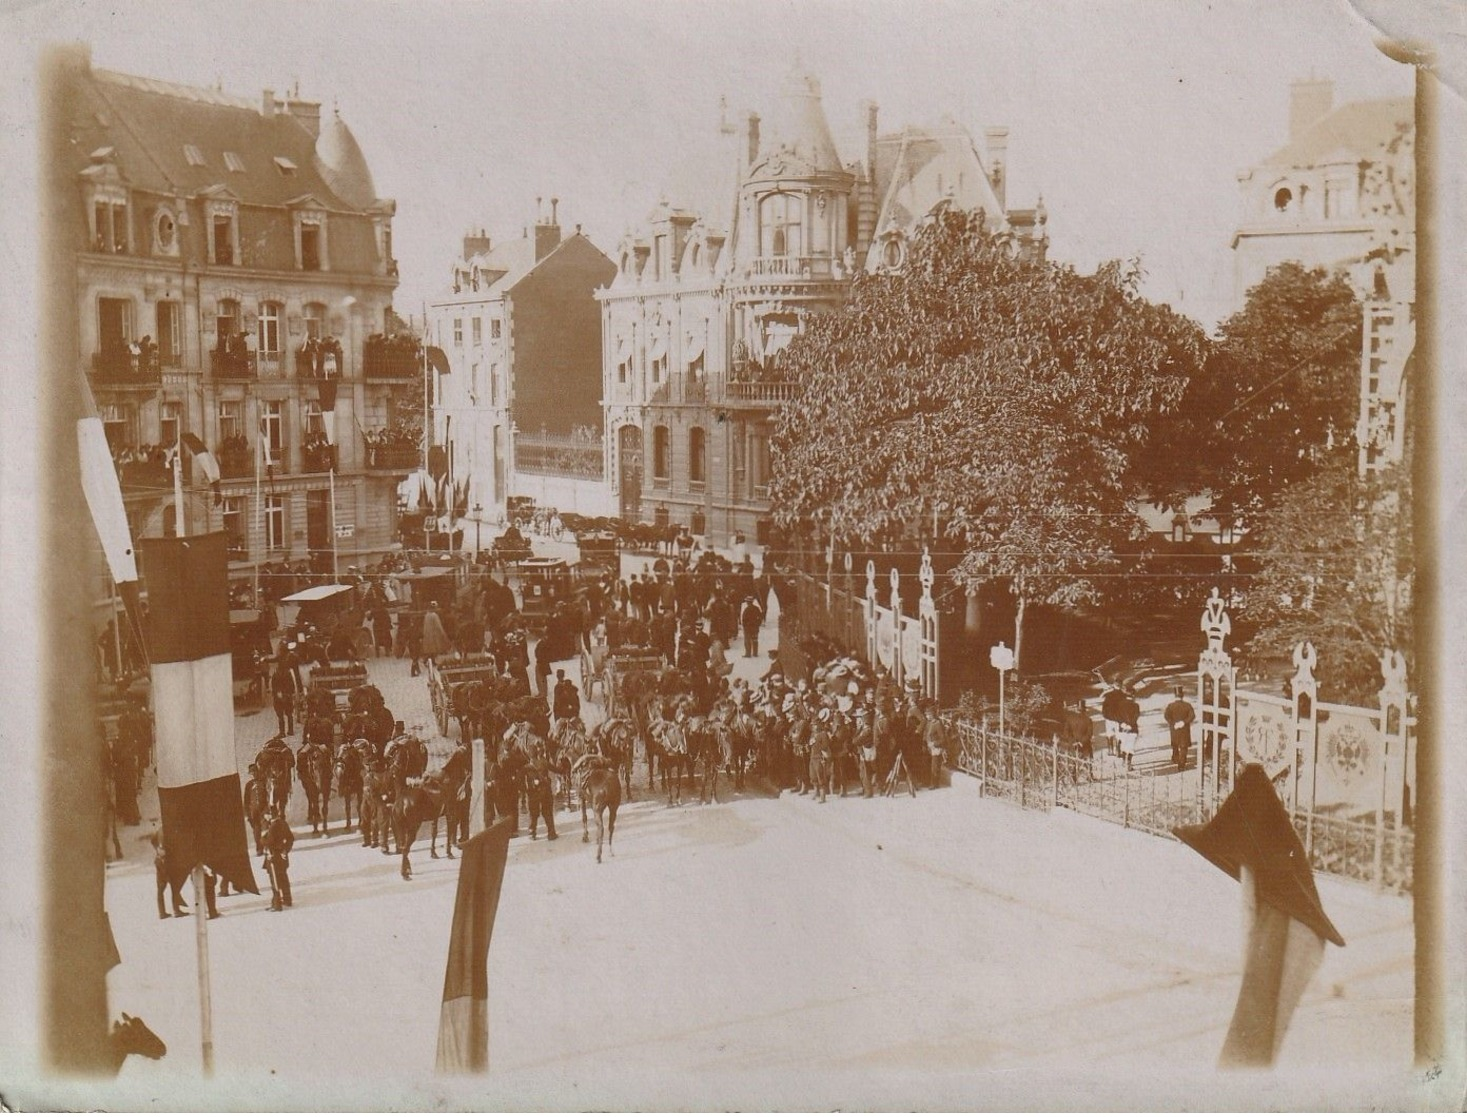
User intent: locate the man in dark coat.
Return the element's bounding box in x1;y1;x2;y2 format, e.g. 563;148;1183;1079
271;659;297;737
552;669;580;726
1165;687;1197;770
262;806;295;911
739;596;764;658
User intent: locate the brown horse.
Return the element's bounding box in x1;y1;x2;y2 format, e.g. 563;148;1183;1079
575;756;621;863
333;743;365;834
106;1013;166;1076
299;740;333;836
393;775;452;880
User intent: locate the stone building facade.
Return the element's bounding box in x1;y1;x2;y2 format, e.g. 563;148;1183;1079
600;70;1047;539
427;205;616;520
69;51;412;586
1231;79;1415;474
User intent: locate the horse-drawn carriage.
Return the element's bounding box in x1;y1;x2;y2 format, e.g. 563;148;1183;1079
427;652;499;737
230;609;272;712
279;584;372;658
602;649;664;720
306;660;369;727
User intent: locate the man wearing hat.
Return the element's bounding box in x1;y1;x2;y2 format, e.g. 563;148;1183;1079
809;706;834;803
261;805;295;911
1165;686;1197;771
739;595;764;658
853;705;878;798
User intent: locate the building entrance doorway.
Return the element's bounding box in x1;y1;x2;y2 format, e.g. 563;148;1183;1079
618;425;643;521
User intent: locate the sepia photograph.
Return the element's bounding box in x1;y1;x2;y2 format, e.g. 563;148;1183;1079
0;0;1463;1110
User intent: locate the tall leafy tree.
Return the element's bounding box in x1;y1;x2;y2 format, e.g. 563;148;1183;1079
769;208;1208;671
1241;453;1412;705
1175;262;1362;522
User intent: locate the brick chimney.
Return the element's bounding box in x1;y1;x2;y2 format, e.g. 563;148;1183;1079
462;228;492;259
1289;78;1334;143
985;126;1009;209
745;111;761;169
280;95;322;139
262;88;276;118
534;197;561;262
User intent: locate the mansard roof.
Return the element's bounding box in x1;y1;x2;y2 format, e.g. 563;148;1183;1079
71;68;383;213
1260;96;1413;170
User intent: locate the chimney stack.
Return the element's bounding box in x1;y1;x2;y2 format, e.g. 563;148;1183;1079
534;199;561;262
262;88;276;117
462;228;492;259
746;111;761;168
984;126;1009;210
864;101;880;178
1289;78;1334;143
280;93;322;139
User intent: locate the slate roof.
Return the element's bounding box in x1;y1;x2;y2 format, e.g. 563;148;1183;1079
1260;96;1413;169
72;68;378;212
871;119;1008;234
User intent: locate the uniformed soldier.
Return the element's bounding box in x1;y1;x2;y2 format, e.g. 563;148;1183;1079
243;762;267;855
525;741;559;841
809;707;833;803
261;807;295;911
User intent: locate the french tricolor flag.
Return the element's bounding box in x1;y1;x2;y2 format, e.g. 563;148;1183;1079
141;532;259;896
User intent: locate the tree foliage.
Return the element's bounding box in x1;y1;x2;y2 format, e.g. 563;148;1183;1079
768;207;1208;667
1241;452;1412;705
1162;262;1361;520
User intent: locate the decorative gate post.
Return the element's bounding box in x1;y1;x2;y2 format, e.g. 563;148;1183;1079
1290;641;1318;818
919;547;939;701
864;560;878;668
1375;649;1410;887
843;552;854;651
889;565;903;685
1197;587;1237;810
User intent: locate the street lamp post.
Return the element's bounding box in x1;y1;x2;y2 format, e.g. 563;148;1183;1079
990;641;1014;738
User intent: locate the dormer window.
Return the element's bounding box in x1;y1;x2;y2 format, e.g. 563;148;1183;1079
759;193;804;258
274;156;297;176
183;144;206;167
293;208;328;271
1273;186;1294;213
206;199;240;266
223;151;245;173
86;178;131;254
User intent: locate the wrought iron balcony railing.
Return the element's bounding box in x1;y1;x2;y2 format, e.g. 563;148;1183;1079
746;256;834;280
365;444;421;471
91;349;161;386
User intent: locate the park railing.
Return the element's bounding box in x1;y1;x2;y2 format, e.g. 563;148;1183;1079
945;717;1412;894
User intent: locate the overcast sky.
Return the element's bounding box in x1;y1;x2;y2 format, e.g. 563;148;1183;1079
5;0;1414;329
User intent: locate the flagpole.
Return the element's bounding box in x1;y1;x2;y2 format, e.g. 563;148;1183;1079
254;422;263;603
423;314;431;556
174;442;217;1077
330;465;339;580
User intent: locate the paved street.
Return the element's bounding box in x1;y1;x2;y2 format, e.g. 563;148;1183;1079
93;543;1416;1107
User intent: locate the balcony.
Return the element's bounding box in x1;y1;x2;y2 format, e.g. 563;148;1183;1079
217;440;253;480
91;348;160;387
297;338;344;380
363;334;422;380
113;450;170;493
745;256;834;280
299;440;337;474
211;345;255;380
725;380;798;406
365;443;421;471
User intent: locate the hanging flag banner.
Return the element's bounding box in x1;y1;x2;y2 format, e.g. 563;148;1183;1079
1175;764;1344;1067
142;532;259;896
319;379;338;446
77;415;138;584
435;818;513;1073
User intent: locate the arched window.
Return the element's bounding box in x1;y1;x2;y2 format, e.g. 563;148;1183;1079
689;427;706;484
759;193;803;258
652;426;670;483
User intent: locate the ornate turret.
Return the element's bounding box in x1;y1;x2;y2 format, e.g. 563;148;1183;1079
314;109;377;209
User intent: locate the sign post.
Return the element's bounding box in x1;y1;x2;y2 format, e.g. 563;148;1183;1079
990;641;1014;738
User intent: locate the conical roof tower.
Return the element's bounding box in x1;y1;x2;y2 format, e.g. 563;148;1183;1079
314;108;377;208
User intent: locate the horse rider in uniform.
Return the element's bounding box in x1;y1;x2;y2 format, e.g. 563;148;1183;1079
262;805;295;912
